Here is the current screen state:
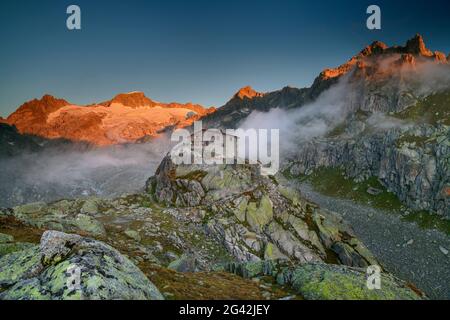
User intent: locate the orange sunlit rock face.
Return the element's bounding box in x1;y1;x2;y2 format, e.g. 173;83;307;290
317;34;448;82
234;86;264;100
5;92;215;146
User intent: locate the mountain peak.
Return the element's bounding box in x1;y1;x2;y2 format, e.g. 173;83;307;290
10;94;70;116
360;41;388;56
102;91;156;108
234;86;264;100
318;34;447;82
405;34;433;57
38;94;70;105
5;94;70;132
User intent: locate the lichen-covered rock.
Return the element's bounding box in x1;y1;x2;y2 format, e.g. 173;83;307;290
264;243;287;260
312;211;378;267
80;198;101;215
147;153;380;269
0;242;34;257
167;254;199;272
72;214;106;236
6;199;106;237
0;231;164;300
245;196;273;232
226;261;425;300
124;229;141;242
285;263;424;300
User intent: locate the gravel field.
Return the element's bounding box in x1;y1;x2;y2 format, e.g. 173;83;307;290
294;182;450;300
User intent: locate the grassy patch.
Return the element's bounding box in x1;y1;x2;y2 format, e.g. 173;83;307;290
0;215;43;244
396;135;434;148
303;167;403;211
291;167;450;234
326;122;347;138
402;211;450;235
395;90;450;125
139;263;300;300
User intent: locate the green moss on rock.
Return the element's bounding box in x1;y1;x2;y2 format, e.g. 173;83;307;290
288;263;424;300
72;214;106;236
226;261;425;300
246;196;273;232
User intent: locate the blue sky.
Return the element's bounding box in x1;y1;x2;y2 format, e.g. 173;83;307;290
0;0;449;116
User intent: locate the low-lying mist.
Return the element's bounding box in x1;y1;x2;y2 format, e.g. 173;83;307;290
238;76;350;160
238;56;450;161
0;137;173;207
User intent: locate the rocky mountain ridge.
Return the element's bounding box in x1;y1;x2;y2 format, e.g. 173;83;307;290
202;34;450;129
3;92;215;146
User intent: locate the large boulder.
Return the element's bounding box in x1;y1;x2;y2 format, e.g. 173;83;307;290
0;230;163;300
226;260;425;300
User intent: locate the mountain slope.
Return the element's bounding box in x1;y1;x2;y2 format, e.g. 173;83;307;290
203;34;450;217
0;123;41;157
276;36;450;217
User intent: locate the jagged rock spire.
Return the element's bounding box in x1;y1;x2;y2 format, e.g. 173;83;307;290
234;86;264;100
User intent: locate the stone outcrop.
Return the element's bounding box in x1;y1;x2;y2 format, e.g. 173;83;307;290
8;198;107;237
0;230;164;300
234;86;265;100
287;118;450;217
147;153;378;267
226;260;425;300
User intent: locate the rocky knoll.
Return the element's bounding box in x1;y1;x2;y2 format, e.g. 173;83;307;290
147;153;379;267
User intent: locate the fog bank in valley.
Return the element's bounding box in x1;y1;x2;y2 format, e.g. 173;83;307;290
0;136;173;207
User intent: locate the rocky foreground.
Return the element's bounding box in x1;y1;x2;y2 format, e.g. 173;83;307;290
0;153;425;300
